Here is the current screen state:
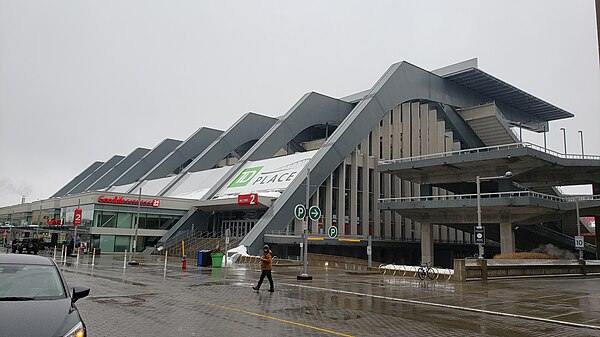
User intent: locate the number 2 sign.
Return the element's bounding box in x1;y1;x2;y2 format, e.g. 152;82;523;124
237;193;258;206
73;208;82;226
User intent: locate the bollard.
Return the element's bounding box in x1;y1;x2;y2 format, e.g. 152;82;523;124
181;255;187;270
53;246;57;261
91;248;96;267
62;246;67;265
123;250;128;269
163;250;168;272
60;245;65;263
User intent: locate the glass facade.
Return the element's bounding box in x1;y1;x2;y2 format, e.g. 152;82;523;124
91;209;182;252
61;205;94;227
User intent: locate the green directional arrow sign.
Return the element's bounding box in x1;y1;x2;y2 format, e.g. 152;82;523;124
308;206;321;221
328;226;338;239
294;204;306;220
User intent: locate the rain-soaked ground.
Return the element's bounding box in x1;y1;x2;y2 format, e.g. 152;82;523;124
37;252;600;336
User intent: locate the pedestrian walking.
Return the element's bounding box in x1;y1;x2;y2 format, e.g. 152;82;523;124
253;245;274;292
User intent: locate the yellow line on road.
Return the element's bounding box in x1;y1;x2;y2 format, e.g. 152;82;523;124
337;238;360;242
202;301;354;337
308;237;324;241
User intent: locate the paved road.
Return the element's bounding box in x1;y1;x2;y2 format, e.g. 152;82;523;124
50;254;600;336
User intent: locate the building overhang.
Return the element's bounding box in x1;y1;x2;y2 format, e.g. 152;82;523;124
378;193;600;225
378;143;600;187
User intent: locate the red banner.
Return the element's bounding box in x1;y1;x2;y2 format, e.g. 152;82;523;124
46;218;64;226
97;195;160;207
73;208;82;226
238;193;258;206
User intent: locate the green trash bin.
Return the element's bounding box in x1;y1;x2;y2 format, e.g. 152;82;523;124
211;252;224;268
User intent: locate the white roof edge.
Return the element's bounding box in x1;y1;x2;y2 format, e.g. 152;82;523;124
431;58;479;77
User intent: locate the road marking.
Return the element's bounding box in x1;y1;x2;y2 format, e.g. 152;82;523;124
281;283;600;331
201;301;354;337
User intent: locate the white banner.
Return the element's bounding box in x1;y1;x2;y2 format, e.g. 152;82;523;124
215;151;316;198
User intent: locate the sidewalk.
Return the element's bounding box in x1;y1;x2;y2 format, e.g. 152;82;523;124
40;252;600;336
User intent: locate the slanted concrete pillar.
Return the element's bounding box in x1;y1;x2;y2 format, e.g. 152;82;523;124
421;220;434;265
499;214;514;254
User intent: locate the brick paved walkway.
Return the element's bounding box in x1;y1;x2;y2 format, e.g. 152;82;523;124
50;254;600;336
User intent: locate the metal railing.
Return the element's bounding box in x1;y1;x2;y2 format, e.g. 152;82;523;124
379;192;600;204
378;263;454;280
378;142;600;165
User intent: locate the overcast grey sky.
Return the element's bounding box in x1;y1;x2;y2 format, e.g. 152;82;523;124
1;0;598;207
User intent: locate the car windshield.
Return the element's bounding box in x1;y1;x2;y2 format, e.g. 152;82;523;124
0;264;66;300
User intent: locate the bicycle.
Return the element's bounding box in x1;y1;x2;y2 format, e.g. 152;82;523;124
417;261;435;280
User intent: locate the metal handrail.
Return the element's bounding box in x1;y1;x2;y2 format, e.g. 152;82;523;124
379;192;600;204
378;142;600;165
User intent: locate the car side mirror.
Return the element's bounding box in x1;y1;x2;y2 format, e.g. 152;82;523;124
72;286;90;303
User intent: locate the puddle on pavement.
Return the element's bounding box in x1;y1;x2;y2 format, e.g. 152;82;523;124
91;293;155;306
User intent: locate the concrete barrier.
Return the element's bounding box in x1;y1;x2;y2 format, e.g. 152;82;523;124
453;259;600;281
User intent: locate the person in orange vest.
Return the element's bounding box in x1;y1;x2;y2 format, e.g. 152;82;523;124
252;245;274;292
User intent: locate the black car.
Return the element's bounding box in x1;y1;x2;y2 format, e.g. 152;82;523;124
12;237;40;254
0;254;89;337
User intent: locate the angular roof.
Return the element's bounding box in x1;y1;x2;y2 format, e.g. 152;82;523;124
442;67;573;121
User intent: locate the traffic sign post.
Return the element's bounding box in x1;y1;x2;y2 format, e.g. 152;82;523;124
297;168;313;281
308;206;321;221
474;226;485;256
294;204;306;220
367;235;372;268
575;236;584;249
327;226;338;239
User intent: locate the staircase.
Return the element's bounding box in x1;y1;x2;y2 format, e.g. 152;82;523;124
162;231;242;258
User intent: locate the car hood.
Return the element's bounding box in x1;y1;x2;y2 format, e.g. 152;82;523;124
0;298;82;337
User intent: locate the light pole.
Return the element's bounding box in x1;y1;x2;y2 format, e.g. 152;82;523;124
560;127;567;155
578;130;584;157
297;167;312;280
129;189;142;265
476;171;513;259
576;198;583;260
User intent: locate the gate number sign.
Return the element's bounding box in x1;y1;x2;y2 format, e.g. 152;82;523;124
575;236;584;249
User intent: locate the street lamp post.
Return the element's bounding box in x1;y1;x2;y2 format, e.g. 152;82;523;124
578;130;584;157
476;171;513;259
129;188;142;265
560;127;567;155
297;167;312;280
576;198;583;260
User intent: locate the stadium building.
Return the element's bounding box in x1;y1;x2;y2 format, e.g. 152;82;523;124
1;59;598;266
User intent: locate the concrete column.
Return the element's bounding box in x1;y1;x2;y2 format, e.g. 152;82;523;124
382;113;392;239
361;139;369;236
350;149;358;235
401;102;412;239
411;103;422;239
392;106;403;239
325;174;333;232
372;125;381;238
421;220;434;265
499;217;515;254
337;163;346;235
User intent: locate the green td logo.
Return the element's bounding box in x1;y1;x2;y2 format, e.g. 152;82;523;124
228;167;263;188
